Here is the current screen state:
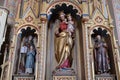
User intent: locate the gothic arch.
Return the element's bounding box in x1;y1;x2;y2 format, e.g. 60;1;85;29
16;24;40;35
46;1;82;16
16;24;40;47
88;25;114;49
89;25;112;36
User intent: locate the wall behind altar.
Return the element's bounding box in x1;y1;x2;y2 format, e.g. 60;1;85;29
110;0;120;47
4;0;19;24
0;0;4;6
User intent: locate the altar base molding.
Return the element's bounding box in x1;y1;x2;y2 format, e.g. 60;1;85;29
95;74;116;80
53;76;76;80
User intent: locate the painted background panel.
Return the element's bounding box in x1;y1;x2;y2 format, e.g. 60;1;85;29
112;0;120;46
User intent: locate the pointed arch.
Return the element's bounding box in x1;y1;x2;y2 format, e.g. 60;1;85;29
89;25;112;36
46;1;82;16
16;24;40;35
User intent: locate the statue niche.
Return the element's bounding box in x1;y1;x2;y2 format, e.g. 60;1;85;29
46;3;84;80
93;35;110;74
53;11;75;76
91;27;116;77
14;27;38;75
54;11;75;69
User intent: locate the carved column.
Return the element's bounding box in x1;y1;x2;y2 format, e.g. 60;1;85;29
35;25;41;80
82;18;93;80
38;16;47;80
0;44;9;80
8;27;17;80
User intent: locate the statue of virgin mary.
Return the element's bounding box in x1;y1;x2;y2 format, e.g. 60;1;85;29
54;11;75;69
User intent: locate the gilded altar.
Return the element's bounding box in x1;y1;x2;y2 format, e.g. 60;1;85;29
0;0;120;80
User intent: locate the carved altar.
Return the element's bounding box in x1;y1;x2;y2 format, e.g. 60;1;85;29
1;0;120;80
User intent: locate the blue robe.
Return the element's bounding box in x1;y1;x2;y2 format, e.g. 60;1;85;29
25;50;35;68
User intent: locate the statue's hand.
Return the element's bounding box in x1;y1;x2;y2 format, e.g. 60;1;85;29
55;31;60;37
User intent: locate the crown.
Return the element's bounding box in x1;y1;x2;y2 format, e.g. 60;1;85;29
58;11;65;17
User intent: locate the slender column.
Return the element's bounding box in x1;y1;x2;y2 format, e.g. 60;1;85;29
8;27;18;80
38;16;47;80
0;44;9;80
82;17;93;80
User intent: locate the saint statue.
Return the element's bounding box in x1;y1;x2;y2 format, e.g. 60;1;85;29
66;14;75;36
25;45;35;74
18;35;37;74
54;11;75;69
94;35;110;74
19;42;28;73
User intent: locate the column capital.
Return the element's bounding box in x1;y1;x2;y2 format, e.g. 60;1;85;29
40;14;47;23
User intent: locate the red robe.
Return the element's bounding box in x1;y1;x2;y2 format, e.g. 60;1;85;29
60;22;67;31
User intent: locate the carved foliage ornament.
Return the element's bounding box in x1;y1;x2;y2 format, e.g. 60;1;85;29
25;15;33;22
95;16;103;23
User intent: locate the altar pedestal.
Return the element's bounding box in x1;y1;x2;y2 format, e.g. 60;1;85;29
52;68;76;80
13;75;34;80
53;76;76;80
95;74;116;80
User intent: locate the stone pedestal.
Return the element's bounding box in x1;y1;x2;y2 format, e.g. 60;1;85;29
52;68;76;80
53;76;76;80
13;75;34;80
95;74;116;80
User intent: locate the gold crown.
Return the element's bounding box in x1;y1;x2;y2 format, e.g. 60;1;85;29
58;11;65;16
